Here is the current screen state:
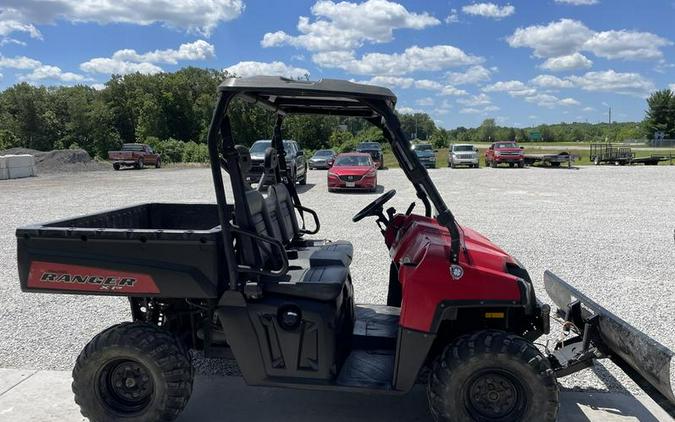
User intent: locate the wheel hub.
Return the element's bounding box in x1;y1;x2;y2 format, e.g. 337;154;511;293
467;372;520;418
99;359;154;413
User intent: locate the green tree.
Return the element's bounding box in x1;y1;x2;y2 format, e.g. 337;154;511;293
642;89;675;139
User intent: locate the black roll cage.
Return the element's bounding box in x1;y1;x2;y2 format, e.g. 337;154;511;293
206;77;462;292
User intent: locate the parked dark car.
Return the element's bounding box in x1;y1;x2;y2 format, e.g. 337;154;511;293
108;143;161;170
308;149;336;169
248;139;307;184
356;142;383;168
411;143;436;168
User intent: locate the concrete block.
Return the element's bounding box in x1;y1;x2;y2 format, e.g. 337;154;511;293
0;156;6;169
0;168;7;180
7;166;35;179
5;154;35;168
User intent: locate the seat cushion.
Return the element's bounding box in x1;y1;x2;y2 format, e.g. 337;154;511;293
294;240;353;264
262;266;349;301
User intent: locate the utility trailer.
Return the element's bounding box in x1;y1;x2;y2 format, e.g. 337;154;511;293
590;143;670;166
16;77;675;422
523;151;579;168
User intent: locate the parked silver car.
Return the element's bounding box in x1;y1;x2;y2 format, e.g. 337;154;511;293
308;149;336;169
448;144;479;168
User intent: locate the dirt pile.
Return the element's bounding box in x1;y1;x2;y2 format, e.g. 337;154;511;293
0;148;108;173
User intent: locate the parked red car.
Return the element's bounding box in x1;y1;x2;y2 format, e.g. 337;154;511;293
108;143;161;170
327;152;378;192
484;141;525;168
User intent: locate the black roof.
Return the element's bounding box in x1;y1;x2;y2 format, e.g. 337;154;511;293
218;76;396;117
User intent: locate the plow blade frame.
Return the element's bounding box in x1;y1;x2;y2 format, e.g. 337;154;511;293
544;270;674;416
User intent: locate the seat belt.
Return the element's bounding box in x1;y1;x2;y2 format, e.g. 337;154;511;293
271;114;306;229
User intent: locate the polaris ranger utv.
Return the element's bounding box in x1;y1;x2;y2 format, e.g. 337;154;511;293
17;77;674;421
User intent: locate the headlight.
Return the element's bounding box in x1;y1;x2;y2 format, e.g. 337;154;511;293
328;172;337;177
495;151;502;156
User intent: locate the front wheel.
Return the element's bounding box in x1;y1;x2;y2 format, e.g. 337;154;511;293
72;322;193;422
427;330;558;422
136;159;144;170
155;159;161;169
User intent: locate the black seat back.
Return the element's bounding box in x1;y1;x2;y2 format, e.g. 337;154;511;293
268;183;300;243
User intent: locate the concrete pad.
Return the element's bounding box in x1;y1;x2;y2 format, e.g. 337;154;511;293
0;370;670;422
0;369;36;396
0;370;83;422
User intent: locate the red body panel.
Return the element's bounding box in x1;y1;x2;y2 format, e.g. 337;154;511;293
386;215;522;332
108;144;160;165
27;261;159;294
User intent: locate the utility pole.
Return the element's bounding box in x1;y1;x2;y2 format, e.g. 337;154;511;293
608;106;612;125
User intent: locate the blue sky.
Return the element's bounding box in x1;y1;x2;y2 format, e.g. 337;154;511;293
0;0;673;128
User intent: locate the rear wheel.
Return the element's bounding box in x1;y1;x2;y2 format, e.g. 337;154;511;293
136;159;144;170
155;159;161;169
113;163;120;171
427;330;558;422
73;322;193;422
299;165;307;185
517;162;524;168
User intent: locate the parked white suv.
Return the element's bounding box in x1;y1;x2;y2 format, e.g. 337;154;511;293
448;144;479;168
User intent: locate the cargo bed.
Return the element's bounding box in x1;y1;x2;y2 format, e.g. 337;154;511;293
17;203;227;298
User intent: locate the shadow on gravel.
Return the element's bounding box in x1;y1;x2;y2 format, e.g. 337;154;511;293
296;183;316;193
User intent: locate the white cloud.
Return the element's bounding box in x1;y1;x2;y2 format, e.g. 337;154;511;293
507;19;593;58
90;83;106;90
567;70;654;97
415;79;444;90
524;93;578;108
0;55;41;69
670;83;675;91
555;0;598;4
111;40;215;64
358;76;415;88
582;106;595;112
440;85;468;96
0;0;244;36
483;80;536;97
397;106;422;114
457;93;492;106
0;18;42;39
446;65;492;85
530;74;574;89
80;58;163;75
445;9;459;24
460;105;499;114
462;3;515;19
19;65;87;82
584;30;672;60
261;0;439;52
313;45;482;75
540;53;592;72
508;19;671;62
416;97;434;106
224;61;310;79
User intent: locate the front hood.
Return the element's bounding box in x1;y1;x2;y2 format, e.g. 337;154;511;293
329;166;372;176
459;225;518;273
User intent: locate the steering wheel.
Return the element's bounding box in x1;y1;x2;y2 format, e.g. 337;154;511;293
352;189;397;222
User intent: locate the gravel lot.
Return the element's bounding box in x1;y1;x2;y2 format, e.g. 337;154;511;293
1;165;673;396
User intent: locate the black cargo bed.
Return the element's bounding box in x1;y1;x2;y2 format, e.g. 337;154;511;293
17;203;228;298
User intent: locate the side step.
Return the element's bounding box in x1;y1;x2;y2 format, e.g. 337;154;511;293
336;350;395;390
352;305;400;351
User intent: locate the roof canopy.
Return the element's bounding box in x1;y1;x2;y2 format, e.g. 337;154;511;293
218;76;397;117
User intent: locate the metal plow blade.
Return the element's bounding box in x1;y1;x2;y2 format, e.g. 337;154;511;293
544;270;675;416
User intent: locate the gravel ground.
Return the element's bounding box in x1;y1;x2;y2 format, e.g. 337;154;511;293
1;165;673;396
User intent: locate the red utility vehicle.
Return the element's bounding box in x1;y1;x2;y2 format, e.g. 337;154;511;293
484;141;525;168
108;143;161;170
327;152;378;192
16;77;675;422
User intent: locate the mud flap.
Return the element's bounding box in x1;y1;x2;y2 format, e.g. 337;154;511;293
544;270;675;417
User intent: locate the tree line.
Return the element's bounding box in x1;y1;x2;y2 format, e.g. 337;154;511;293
0;67;672;162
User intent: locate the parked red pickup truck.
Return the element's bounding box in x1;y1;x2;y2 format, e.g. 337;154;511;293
108;143;161;170
484;141;525;168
